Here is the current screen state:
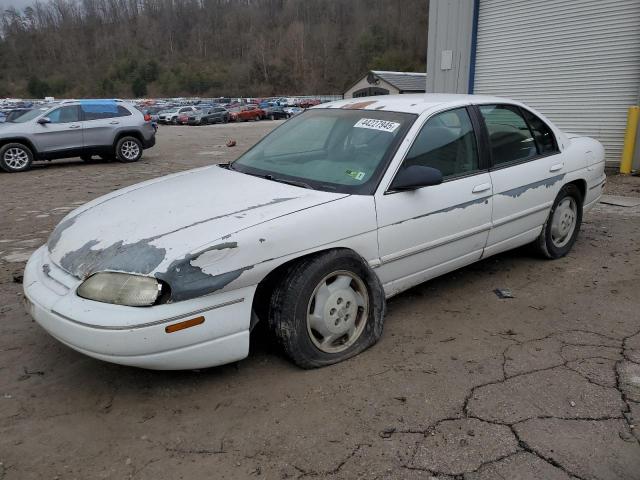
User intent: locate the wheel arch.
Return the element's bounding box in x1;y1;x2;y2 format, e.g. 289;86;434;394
0;137;38;156
566;178;586;202
113;130;144;147
252;247;377;322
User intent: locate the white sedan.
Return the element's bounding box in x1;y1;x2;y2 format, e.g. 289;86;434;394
23;94;606;370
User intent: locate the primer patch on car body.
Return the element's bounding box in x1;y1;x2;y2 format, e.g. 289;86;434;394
341;101;377;110
498;174;566;198
47;216;77;251
59;239;167;278
390;196;490;226
156;244;251;302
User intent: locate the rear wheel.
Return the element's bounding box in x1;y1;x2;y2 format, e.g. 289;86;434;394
534;184;583;259
0;143;33;173
115;136;143;163
268;250;385;368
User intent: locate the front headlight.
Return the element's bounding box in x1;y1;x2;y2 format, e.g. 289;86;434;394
77;272;163;307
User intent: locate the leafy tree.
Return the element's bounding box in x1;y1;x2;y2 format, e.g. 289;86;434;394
131;76;148;97
27;76;50;98
0;0;427;97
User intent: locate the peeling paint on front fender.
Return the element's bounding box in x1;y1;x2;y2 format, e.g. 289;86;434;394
156;243;252;302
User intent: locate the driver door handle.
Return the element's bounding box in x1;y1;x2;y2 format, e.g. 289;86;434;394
109;121;120;125
472;183;492;194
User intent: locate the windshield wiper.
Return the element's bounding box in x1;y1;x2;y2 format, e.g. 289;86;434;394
264;174;312;189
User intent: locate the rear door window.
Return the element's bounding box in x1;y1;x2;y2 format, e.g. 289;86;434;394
479;104;538;166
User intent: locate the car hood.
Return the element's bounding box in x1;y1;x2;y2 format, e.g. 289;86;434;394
0;122;26;134
47;165;348;280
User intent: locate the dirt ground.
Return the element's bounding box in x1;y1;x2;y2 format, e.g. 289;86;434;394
1;122;640;480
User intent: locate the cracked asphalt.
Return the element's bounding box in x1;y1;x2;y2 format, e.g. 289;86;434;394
1;122;640;479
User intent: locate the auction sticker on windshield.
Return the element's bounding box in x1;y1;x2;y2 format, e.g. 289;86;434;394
354;118;400;133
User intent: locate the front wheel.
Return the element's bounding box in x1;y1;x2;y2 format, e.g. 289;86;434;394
115;136;143;163
0;143;33;173
268;250;385;368
534;184;583;259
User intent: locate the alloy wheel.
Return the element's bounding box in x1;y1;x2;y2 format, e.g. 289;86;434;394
3;147;29;170
120;141;140;161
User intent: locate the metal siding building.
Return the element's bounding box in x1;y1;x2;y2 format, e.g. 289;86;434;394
426;0;640;165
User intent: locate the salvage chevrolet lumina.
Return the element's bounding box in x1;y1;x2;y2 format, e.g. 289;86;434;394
23;94;606;370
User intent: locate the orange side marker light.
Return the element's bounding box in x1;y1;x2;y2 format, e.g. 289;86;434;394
165;316;205;333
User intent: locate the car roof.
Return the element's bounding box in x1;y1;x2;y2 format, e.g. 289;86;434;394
314;93;518;115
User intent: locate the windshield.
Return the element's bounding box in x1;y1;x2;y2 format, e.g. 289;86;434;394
232;109;416;194
10;107;48;123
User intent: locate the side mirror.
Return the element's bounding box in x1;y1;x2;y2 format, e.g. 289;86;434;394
389;165;443;191
37;117;51;125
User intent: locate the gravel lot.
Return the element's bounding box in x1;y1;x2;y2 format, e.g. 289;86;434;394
1;121;639;480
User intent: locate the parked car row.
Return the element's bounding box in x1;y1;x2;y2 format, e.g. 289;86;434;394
135;95;317;127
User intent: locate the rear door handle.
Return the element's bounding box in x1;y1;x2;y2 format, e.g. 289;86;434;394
472;183;492;193
550;163;564;172
69;124;81;129
109;121;119;125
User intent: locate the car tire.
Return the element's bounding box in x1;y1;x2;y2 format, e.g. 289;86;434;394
0;143;33;173
224;116;229;123
171;117;178;125
534;183;583;259
267;250;385;369
115;136;143;163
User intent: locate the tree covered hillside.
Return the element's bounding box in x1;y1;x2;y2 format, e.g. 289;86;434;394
0;0;428;98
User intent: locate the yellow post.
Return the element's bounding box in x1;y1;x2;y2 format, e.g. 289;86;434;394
620;106;640;174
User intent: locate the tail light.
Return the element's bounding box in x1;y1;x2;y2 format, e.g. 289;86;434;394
144;114;151;122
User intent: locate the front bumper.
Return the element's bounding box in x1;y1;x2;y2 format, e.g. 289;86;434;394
23;246;254;370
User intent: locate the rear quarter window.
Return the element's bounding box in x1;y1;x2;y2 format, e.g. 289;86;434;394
521;109;558;155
